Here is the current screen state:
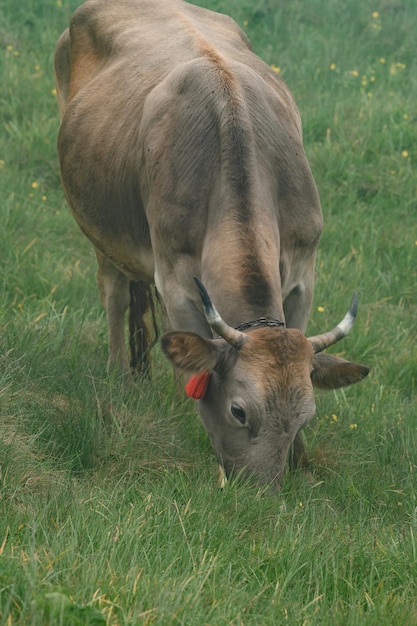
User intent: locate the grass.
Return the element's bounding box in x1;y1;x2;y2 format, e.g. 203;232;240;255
1;0;416;624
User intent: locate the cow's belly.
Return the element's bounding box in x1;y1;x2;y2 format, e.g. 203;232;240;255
65;195;155;282
61;179;155;282
92;232;155;283
59;95;156;282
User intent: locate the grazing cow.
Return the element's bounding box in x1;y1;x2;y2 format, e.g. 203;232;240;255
55;0;369;488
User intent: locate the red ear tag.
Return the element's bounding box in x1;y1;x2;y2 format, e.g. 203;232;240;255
185;372;211;399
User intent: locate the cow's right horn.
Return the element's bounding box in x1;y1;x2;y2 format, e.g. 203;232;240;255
194;276;248;349
308;292;359;353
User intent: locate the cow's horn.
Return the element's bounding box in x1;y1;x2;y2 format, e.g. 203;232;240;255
308;293;358;353
194;277;248;349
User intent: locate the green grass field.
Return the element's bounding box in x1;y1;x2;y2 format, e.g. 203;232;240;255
1;0;416;624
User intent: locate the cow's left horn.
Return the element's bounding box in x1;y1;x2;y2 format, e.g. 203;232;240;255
308;293;359;353
194;277;248;349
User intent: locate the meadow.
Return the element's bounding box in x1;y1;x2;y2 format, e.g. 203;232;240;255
0;0;416;624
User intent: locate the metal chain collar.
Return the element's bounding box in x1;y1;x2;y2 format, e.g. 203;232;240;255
235;317;285;332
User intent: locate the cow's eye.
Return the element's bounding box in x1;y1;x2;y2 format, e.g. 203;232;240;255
231;403;246;424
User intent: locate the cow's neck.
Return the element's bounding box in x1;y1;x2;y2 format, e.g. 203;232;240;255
201;215;284;329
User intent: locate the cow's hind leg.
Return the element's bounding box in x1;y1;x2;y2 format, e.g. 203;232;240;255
128;279;159;375
96;251;131;372
96;251;159;374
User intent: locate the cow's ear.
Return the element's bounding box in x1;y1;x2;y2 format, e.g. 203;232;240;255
311;352;370;390
161;331;218;373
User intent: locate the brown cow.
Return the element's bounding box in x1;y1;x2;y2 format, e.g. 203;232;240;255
55;0;369;488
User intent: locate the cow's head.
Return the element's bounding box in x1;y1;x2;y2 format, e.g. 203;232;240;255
161;278;369;489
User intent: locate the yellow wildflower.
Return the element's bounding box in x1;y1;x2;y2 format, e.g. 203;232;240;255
379;57;386;64
0;159;5;170
31;181;39;189
349;70;359;77
349;424;358;429
332;414;338;422
51;88;57;96
329;63;336;71
401;151;409;158
270;64;281;73
317;305;325;312
372;11;379;18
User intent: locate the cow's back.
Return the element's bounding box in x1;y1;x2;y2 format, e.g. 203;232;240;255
57;0;252;104
56;0;300;134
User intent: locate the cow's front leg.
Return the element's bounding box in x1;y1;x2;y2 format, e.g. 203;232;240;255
283;262;316;332
288;431;309;471
95;250;131;372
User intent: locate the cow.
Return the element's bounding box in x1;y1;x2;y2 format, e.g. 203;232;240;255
54;0;369;489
